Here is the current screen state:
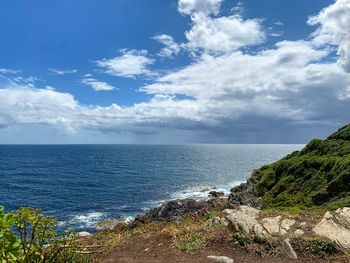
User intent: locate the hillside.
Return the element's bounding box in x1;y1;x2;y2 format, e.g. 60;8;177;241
230;124;350;209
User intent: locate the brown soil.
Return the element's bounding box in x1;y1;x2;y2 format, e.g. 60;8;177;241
94;232;349;263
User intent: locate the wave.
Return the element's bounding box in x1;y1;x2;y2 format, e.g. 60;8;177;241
141;180;244;212
59;211;106;229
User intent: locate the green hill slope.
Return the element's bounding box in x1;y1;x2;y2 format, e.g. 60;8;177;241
255;124;350;209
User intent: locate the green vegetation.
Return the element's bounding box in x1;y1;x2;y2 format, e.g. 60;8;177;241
306;239;341;256
255;124;350;209
173;233;206;252
0;206;90;263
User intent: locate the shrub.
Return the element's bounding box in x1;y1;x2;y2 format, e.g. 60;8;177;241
232;232;252;247
0;206;21;262
173;233;206;252
0;206;90;263
307;239;340;256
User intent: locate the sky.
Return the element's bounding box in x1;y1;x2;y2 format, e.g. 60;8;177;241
0;0;349;144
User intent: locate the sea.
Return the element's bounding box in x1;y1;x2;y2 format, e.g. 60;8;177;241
0;144;302;232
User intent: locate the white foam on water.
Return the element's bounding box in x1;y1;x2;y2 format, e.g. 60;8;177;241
170;181;244;201
59;211;106;229
141;180;245;211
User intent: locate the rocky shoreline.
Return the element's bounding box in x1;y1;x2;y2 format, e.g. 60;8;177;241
83;182;350;262
131;169;262;224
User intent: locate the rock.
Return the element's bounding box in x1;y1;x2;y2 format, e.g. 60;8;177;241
209;191;225;198
141;199;208;221
281;218;296;232
313;207;350;250
224;205;297;238
293;229;304;238
220;217;229;227
228;170;262;209
97;220;117;231
207;255;234;263
261;216;282;236
282;239;298;259
224;206;260;234
77;231;93;237
138;198;228;222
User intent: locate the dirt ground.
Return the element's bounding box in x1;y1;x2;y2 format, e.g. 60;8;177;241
95;233;349;263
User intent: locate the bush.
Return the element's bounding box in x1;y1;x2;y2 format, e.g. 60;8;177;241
0;206;90;263
0;206;21;262
173;233;206;252
307;239;340;256
232;232;252;247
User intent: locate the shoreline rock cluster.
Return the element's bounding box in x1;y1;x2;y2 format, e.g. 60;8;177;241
228;169;262;209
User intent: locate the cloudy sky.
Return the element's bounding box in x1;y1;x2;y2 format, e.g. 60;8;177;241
0;0;349;144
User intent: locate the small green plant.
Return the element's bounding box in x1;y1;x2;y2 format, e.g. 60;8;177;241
307;239;340;256
173;233;206;252
253;235;267;244
232;232;252;247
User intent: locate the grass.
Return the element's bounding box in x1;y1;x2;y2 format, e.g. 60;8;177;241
173;233;206;252
89;213;226;253
165;217;211;252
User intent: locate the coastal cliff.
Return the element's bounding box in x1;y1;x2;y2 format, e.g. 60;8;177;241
229;124;350;210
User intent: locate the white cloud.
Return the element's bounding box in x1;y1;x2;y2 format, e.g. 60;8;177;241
81;78;117;91
176;0;265;54
308;0;350;72
178;0;224;15
1;0;350;142
153;34;181;58
273;21;284;26
0;68;20;74
48;68;78;75
96;49;155;78
142;41;329;97
185;13;265;53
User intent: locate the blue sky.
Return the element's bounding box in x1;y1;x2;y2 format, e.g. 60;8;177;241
0;0;349;144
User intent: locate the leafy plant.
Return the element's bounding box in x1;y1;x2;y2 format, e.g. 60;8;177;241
0;206;91;263
0;206;21;262
307;239;340;256
7;207;57;262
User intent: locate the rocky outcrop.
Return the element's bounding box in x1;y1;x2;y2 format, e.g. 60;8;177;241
223;206;300;239
313;207;350;250
136;198;229;222
228;170;261;209
209;191;225;198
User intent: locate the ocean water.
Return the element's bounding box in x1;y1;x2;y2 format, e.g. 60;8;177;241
0;144;302;231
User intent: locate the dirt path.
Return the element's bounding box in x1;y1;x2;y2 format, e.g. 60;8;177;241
96;233;348;263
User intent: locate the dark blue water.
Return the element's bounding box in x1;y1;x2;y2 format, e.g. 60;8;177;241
0;144;302;231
